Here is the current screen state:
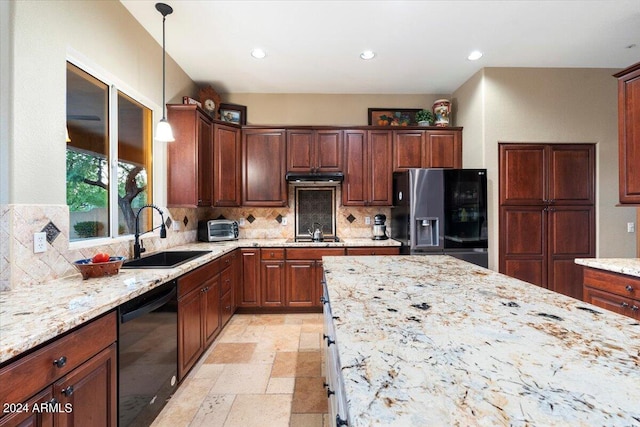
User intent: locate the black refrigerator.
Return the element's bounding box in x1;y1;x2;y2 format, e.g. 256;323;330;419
391;168;488;267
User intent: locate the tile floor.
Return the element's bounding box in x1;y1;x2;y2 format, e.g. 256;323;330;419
152;313;330;427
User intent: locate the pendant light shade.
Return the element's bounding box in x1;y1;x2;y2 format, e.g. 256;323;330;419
154;2;174;142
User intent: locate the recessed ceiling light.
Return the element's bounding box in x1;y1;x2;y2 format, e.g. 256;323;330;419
251;48;266;59
467;50;483;61
360;50;375;60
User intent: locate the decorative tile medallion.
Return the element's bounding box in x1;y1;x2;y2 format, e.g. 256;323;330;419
346;214;356;223
183;216;189;227
276;214;283;224
41;221;61;244
165;217;173;229
247;214;256;224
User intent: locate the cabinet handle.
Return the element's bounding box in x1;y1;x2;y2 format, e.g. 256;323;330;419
626;285;634;292
326;336;335;346
621;302;629;308
632;305;639;311
336;415;349;426
327;387;335;397
48;398;59;405
53;356;67;368
61;386;74;397
320;296;327;304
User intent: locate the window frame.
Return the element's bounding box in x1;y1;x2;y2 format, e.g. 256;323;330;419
67;53;159;249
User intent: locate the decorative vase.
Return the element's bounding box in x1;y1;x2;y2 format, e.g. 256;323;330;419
433;99;451;127
418;120;430;127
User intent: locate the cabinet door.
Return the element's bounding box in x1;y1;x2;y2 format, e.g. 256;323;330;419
316;130;343;172
499;206;547;288
203;276;221;346
239;249;260;307
548;144;595;205
423;130;462;169
616;63;640;204
178;289;204;379
393;130;423;171
261;261;285;307
287;130;314;172
197;115;213;207
368;130;393;206
213;123;241;206
499;144;547;205
285;260;316;307
242;129;287;206
0;388;54;427
547;206;595;299
342;130;367;206
584;287;635;317
53;343;117;427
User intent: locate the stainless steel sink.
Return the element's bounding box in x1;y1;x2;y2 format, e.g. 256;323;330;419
121;250;211;269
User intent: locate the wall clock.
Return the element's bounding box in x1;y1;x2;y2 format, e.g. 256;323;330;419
198;85;221;119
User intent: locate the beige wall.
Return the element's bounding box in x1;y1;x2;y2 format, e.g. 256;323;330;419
9;0;196;206
454;67;637;269
223;93;449;126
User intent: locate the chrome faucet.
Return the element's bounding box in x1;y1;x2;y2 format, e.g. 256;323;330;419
133;204;167;259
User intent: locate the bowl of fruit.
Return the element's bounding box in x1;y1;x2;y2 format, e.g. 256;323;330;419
74;253;125;280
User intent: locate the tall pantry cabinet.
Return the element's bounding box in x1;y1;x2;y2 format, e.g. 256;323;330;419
498;143;595;300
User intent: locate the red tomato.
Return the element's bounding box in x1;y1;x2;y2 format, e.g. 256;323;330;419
91;253;110;263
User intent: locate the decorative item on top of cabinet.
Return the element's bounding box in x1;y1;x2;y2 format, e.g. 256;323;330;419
393;128;462;171
242;129;287;206
287;129;343;173
432;99;451;127
167;104;213;207
198;85;221;119
614;61;640;204
213;122;241;206
343;129;393;206
219;103;247;125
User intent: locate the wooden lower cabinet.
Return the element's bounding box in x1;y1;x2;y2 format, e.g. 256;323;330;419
345;247;400;256
238;249;260;307
177;260;221;380
583;267;640;320
261;249;285;307
286;248;345;308
0;312;117;427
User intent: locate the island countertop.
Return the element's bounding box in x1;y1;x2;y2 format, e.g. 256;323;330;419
321;255;640;426
575;257;640;278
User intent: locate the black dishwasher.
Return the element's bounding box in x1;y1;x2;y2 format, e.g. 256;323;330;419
118;280;178;427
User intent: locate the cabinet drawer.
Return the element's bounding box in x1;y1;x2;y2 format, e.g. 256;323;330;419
179;259;221;298
0;311;117;407
286;248;345;260
220;265;233;295
220;252;234;270
346;247;400;256
261;248;285;260
584;286;640;319
221;290;233;326
583;268;640;299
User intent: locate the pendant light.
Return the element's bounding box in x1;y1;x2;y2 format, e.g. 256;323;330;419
154;2;175;142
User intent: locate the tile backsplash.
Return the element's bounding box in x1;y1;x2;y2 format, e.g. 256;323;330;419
2;186;390;290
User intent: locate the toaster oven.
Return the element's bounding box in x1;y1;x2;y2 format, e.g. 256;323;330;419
197;219;239;242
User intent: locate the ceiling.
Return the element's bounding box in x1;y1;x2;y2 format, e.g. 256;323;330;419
121;0;640;95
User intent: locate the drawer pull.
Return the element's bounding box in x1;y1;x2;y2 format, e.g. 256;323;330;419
320;296;327;304
53;356;67;368
336;415;349;426
326;337;335;347
61;386;74;397
49;398;59;405
626;285;634;292
327;387;335;397
621;302;629;308
632;305;639;311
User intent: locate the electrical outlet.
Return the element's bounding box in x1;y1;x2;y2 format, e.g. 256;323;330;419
238;218;245;227
172;221;180;231
628;222;635;233
281;217;288;226
365;217;371;225
34;232;47;253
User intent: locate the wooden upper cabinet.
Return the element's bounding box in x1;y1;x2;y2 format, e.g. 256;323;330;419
368;130;393;205
213;123;241;206
424;130;462;168
500;144;595;206
242;129;287;206
167;105;213;207
615;61;640;204
393;129;462;171
342;130;368;205
287;129;343;173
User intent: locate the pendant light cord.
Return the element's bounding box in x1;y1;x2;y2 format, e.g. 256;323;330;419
161;13;167;121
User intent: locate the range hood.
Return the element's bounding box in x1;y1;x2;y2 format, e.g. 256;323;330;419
285;172;344;183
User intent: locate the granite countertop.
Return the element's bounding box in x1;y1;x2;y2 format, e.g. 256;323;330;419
575;257;640;278
0;238;400;364
322;255;640;426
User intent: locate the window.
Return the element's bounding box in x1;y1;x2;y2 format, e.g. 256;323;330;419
66;62;153;242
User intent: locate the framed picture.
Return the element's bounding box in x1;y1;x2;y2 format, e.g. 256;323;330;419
368;108;422;126
219;103;247;125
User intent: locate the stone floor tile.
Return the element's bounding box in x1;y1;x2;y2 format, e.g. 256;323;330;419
205;342;257;364
223;394;292;427
270;352;298;377
290;413;324;427
266;377;296;394
295;351;322;377
210;364;271;394
291;377;328;413
189;394;235;427
299;331;321;350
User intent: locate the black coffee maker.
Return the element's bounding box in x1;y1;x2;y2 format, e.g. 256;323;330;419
372;214;388;240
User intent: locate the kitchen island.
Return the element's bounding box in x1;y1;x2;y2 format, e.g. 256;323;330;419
321;255;640;426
